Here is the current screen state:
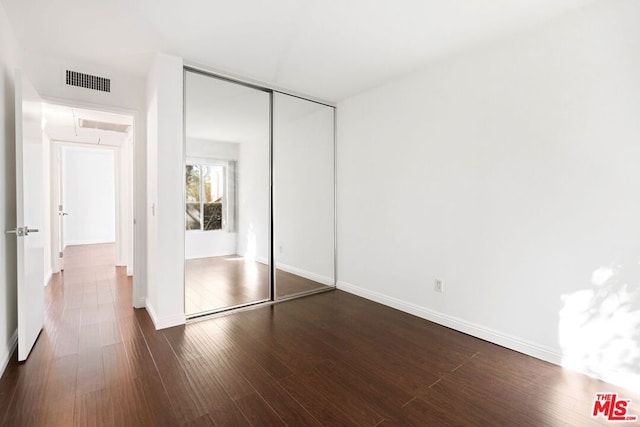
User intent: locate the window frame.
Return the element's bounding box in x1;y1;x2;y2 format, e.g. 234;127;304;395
185;158;229;232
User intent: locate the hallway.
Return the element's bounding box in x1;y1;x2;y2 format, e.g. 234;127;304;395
0;243;156;425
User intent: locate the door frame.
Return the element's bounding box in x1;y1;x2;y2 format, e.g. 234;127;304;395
42;97;143;307
50;141;127;270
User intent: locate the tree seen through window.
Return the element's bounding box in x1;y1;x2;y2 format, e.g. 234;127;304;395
185;164;224;231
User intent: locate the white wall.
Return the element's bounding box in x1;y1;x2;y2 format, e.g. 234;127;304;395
337;0;640;393
62;146;116;246
0;2;20;376
146;53;185;329
273;93;334;285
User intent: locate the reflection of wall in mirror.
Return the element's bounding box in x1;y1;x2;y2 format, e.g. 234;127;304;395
236;137;270;265
274;94;334;285
186;138;238;161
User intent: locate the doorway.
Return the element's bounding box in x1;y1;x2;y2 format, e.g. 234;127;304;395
44;103;135;281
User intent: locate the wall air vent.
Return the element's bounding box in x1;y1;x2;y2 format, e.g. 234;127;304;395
65;70;111;92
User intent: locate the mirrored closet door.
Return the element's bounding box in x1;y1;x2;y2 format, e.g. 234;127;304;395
184;70;271;315
184;69;336;317
273;93;335;299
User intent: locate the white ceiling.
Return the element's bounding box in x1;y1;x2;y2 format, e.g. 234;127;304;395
2;0;596;101
43;103;133;146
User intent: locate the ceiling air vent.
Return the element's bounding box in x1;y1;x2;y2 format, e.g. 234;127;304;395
78;118;130;133
65;70;111;93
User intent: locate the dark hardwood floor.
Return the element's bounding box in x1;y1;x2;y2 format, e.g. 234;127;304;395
185;256;330;314
1;244;637;426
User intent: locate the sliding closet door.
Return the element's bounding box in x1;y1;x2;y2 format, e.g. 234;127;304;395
184;70;271;315
273;93;335;299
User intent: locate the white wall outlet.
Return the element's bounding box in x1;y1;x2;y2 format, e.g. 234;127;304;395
434;278;444;293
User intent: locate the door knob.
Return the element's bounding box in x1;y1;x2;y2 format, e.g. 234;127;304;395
5;227;39;236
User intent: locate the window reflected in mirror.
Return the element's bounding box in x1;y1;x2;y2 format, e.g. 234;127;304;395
183;69;336;318
185;162;233;232
184;70;270;315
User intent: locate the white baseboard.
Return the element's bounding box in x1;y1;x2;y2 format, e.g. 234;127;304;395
1;329;18;377
185;250;236;261
337;280;563;366
145;299;185;330
65;239;116;246
277;263;334;287
43;269;52;287
235;250;269;266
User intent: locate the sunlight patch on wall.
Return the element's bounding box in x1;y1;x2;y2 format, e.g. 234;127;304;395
559;263;640;393
244;224;257;262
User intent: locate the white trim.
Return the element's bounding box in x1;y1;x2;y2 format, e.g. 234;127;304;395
336;280;563;366
64;238;116;246
1;329;18;377
43;270;52;288
185;160;231;233
51;140;127;269
277;263;334;287
186;157;228;167
115;143;124;266
236;254;269;266
144;299;158;327
50;143;62;274
145;299;185;330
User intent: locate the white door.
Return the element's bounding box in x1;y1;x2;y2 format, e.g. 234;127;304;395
50;144;66;273
8;69;44;361
57;203;67;270
57;148;67;270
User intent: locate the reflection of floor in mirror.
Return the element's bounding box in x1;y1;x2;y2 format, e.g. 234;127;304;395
185;255;331;315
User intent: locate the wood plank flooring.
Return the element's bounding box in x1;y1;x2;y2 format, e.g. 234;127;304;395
1;243;638;426
185;256;330;314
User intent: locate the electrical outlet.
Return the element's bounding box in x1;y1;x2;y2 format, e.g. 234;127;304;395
434;278;444;293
